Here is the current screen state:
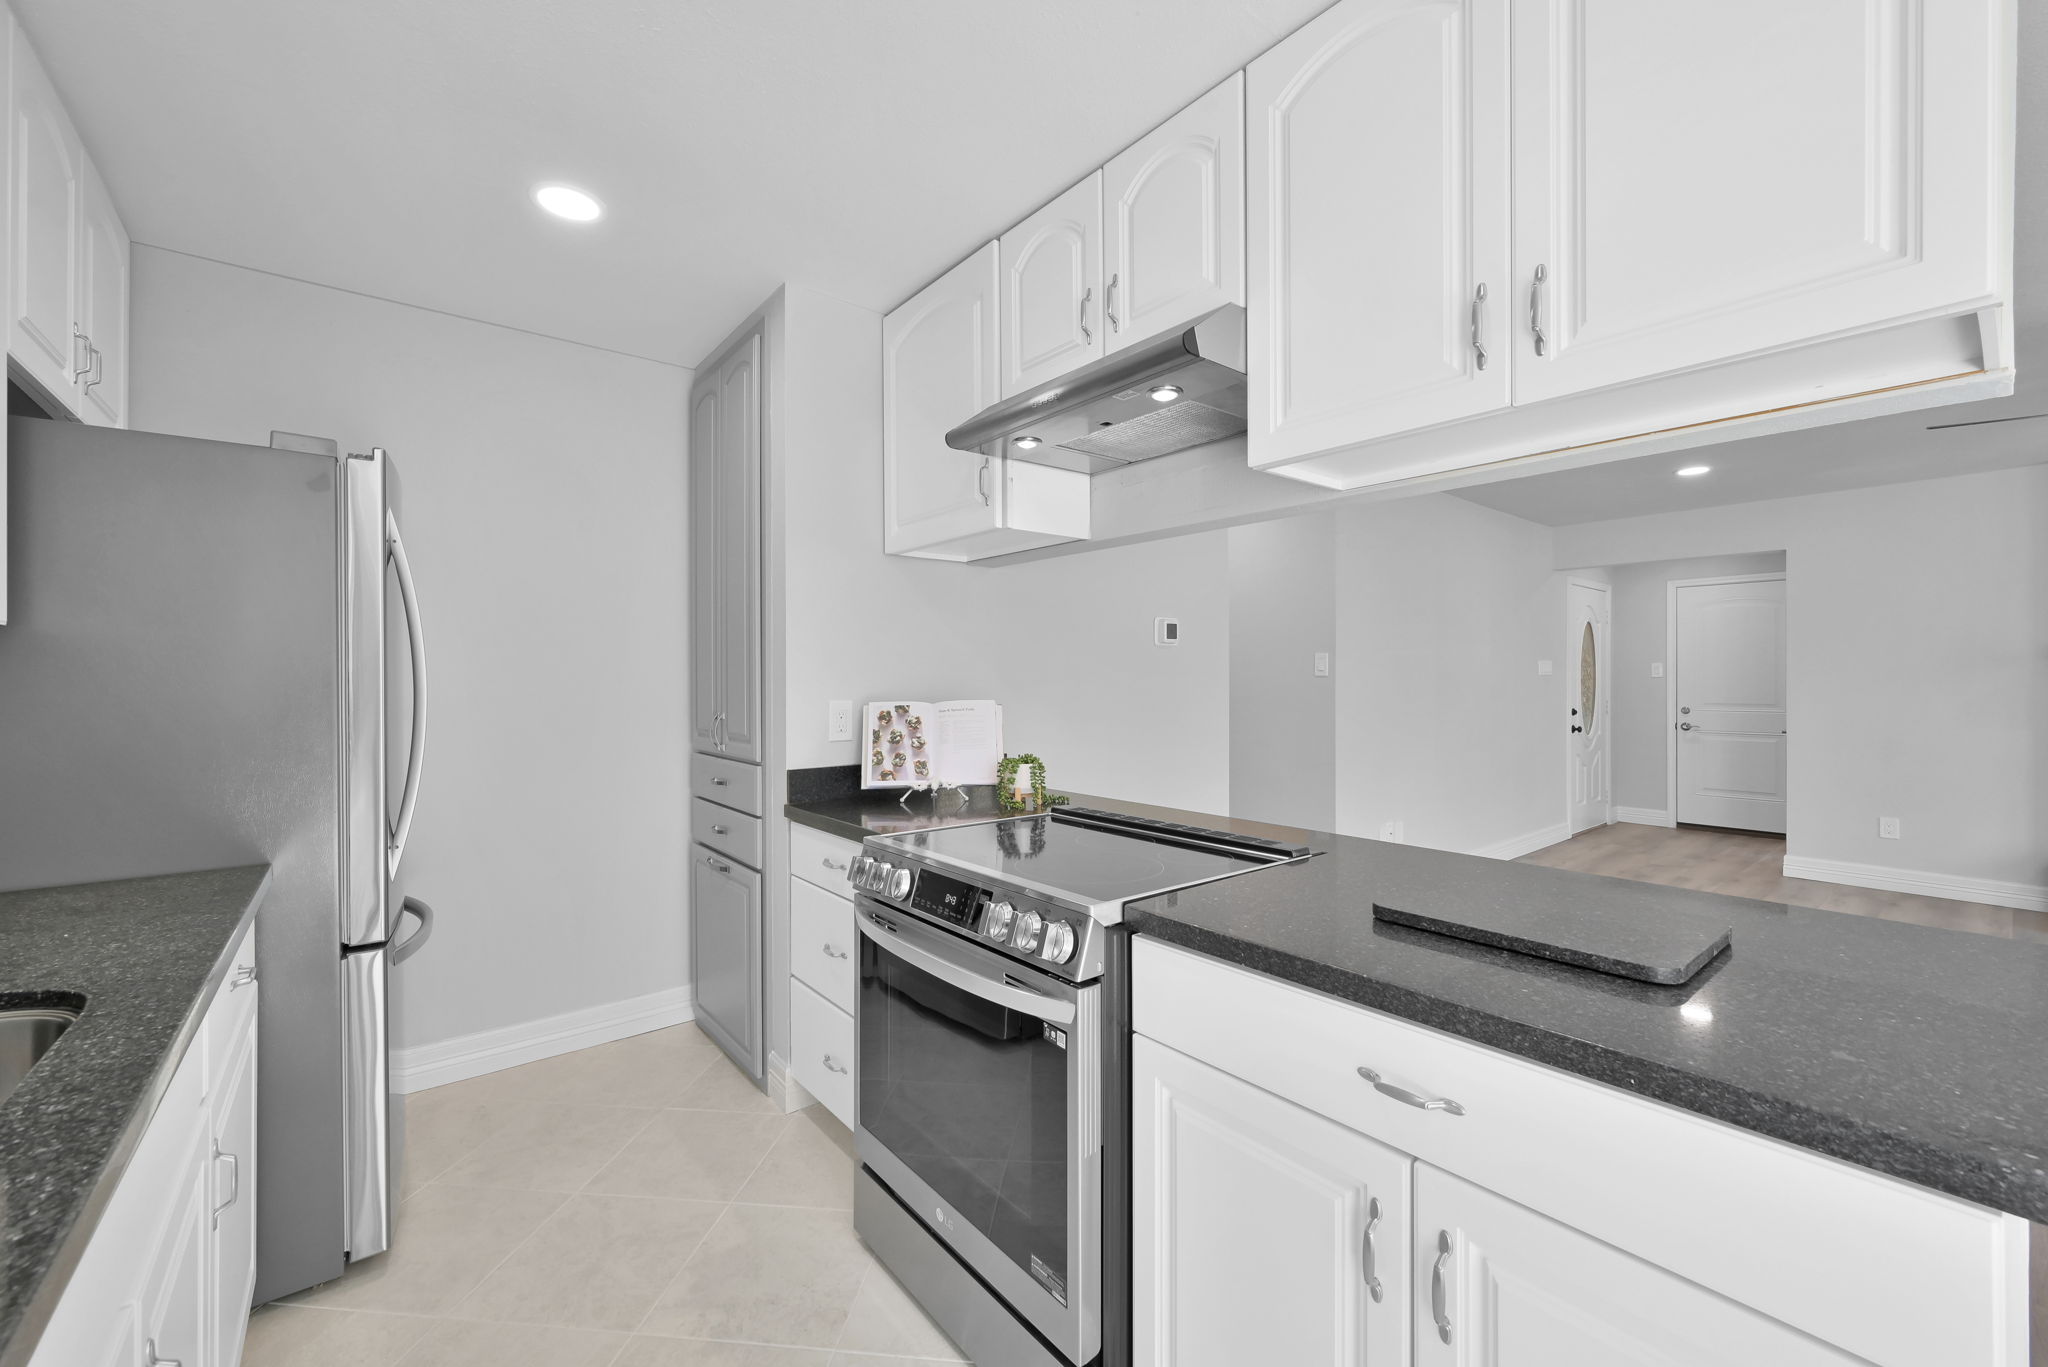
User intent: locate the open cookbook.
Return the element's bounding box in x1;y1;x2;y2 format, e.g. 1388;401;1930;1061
862;699;1003;789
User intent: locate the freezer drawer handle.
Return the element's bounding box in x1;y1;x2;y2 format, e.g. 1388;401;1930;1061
392;897;436;966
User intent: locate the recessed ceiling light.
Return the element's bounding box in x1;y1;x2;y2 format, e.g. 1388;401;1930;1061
1675;464;1711;478
1013;436;1042;450
1149;384;1183;403
534;184;604;222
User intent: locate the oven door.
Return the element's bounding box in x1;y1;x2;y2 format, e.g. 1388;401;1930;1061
855;898;1100;1365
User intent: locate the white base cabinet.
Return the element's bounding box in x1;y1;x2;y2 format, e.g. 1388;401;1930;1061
29;921;259;1367
1133;938;2030;1367
786;822;860;1130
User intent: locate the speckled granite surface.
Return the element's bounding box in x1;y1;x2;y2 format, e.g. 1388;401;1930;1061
1128;835;2048;1222
0;865;269;1366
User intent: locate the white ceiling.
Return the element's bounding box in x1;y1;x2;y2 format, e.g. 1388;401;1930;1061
14;0;1328;368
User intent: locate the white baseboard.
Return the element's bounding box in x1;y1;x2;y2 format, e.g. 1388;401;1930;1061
1613;806;1676;828
394;985;695;1094
766;1051;818;1115
1471;822;1574;861
1781;855;2048;914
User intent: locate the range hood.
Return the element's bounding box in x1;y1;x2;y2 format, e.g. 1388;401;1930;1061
945;305;1247;474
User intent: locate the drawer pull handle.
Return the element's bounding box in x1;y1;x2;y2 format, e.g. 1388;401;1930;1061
711;776;728;786
1356;1066;1465;1116
212;1142;240;1227
712;824;728;836
822;943;849;960
822;858;848;871
231;964;258;990
1361;1195;1383;1303
823;1054;849;1075
706;856;732;874
1430;1229;1453;1344
145;1340;182;1367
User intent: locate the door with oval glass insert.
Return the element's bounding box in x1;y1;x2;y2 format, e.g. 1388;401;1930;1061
1567;580;1610;833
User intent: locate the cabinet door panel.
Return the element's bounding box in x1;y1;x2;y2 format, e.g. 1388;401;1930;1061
714;333;763;763
1510;0;2003;404
1001;173;1103;395
691;846;762;1078
883;244;1004;552
79;159;129;428
1415;1165;1864;1367
141;1112;212;1367
210;1009;259;1367
688;382;721;754
1105;74;1244;352
1134;1036;1409;1367
11;28;82;411
1248;0;1510;467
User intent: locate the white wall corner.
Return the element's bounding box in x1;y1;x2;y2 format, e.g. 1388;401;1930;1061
766;1051;820;1116
393;985;695;1093
1781;856;2048;915
1613;806;1677;828
1470;822;1575;862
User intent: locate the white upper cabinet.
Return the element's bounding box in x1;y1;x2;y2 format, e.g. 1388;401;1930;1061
79;158;130;428
1104;73;1245;352
1000;172;1104;396
884;243;1090;561
1247;0;1510;465
8;15;132;429
1509;0;2004;405
11;20;83;413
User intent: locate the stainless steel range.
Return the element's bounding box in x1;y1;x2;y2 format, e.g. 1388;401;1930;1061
845;807;1310;1367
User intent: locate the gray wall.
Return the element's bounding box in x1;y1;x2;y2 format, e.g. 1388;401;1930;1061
1228;513;1336;830
1557;465;2048;895
1607;552;1787;814
130;245;693;1054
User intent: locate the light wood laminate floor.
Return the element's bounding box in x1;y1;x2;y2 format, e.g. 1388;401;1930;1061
1519;820;2048;943
245;1027;970;1367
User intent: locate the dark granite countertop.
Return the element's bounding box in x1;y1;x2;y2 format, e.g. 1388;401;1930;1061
0;866;270;1367
1128;831;2048;1222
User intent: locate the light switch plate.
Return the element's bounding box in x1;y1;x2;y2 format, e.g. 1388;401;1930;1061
1879;816;1901;839
1651;662;1665;678
1378;820;1404;843
1313;652;1331;677
1536;660;1554;676
827;700;854;742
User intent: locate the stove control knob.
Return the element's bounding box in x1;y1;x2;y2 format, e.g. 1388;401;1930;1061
1010;909;1044;953
848;856;871;888
1040;920;1076;965
888;867;914;900
984;901;1016;940
868;861;891;893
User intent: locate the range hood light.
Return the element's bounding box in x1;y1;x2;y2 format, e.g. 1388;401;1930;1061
1013;436;1043;450
1149;384;1183;403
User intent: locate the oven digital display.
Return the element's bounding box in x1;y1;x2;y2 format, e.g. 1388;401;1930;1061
910;870;981;928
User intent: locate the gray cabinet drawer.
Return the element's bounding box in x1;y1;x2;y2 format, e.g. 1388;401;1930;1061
692;754;762;815
692;798;762;869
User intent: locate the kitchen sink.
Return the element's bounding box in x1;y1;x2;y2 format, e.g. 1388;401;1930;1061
0;1007;77;1108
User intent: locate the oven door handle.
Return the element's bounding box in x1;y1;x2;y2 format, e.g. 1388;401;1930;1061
858;910;1078;1026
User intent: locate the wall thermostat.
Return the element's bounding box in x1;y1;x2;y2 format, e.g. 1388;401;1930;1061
1154;617;1180;646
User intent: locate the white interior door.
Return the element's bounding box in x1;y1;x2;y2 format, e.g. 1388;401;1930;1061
1566;580;1610;834
1673;577;1787;832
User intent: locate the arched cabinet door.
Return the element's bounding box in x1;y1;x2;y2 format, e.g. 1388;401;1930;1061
1000;172;1103;396
1104;73;1245;354
883;242;1005;553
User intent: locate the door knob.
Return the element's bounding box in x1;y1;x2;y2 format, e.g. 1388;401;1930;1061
1680;706;1692;715
1570;725;1583;734
1679;722;1694;731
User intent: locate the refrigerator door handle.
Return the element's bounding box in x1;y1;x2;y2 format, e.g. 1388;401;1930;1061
391;895;435;965
386;510;428;881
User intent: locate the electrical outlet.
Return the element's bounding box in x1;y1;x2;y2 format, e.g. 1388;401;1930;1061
1879;816;1901;840
827;700;853;742
1313;652;1331;677
1378;820;1404;843
1651;662;1665;678
1536;660;1554;676
1154;617;1181;646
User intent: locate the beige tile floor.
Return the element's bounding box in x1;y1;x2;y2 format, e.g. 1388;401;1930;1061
247;1026;972;1367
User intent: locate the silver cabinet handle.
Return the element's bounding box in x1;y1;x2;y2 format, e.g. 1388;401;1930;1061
710;775;729;786
1430;1229;1453;1344
977;458;992;507
1078;285;1093;344
71;328;90;382
711;824;728;835
822;943;849;960
822;858;848;871
91;343;104;391
145;1339;182;1367
231;964;258;990
1361;1195;1384;1303
1107;272;1120;332
1530;263;1548;356
823;1054;849;1075
705;856;732;874
1470;283;1488;370
211;1141;240;1228
1356;1066;1465;1115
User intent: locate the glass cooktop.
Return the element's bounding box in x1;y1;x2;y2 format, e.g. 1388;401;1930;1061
882;811;1290;911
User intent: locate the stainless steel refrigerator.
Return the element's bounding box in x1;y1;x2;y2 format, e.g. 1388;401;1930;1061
0;415;432;1303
